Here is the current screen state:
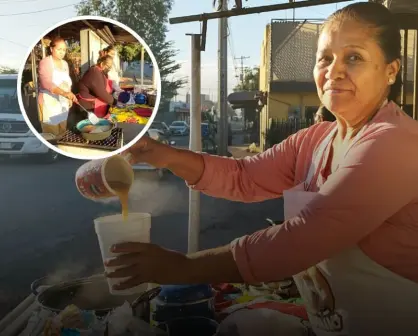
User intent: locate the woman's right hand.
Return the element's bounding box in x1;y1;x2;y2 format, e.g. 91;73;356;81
122;136;173;168
64;92;78;103
123;136;205;184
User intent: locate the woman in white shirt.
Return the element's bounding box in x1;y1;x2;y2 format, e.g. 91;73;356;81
38;37;77;136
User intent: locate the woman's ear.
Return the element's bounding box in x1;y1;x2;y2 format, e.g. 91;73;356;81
387;59;401;79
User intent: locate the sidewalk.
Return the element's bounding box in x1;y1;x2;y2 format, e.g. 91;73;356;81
228;145;260;159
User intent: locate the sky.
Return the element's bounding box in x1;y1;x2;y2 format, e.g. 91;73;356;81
0;0;361;101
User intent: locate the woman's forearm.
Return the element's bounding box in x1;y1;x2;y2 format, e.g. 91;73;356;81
50;85;69;97
183;245;243;284
165;147;205;185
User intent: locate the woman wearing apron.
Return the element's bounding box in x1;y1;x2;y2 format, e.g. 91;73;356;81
104;3;418;335
67;55;117;132
100;45;122;92
38;37;78;136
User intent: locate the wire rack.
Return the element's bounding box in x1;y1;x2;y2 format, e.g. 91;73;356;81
57;128;123;151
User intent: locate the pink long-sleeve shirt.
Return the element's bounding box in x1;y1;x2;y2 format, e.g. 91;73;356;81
191;102;418;284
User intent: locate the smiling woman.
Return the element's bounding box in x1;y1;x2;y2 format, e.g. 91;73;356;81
106;2;418;335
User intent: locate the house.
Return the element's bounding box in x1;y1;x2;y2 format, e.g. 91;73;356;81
258;17;417;150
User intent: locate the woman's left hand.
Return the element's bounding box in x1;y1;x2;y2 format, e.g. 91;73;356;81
104;242;189;290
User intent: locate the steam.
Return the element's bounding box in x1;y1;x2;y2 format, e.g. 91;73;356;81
128;173;184;216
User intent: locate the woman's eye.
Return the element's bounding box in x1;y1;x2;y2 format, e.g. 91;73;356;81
317;56;332;64
347;54;362;63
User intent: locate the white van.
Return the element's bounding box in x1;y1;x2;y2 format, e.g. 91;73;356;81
0;74;58;162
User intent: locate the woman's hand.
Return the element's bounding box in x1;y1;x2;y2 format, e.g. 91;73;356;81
104;242;189;289
64;91;78;103
122;136;174;168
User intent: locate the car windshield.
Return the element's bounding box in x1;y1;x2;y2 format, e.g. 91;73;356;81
0;79;19;114
171;122;185;126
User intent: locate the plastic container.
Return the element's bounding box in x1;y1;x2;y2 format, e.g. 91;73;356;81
94;213;151;296
151;285;215;327
75;155;134;201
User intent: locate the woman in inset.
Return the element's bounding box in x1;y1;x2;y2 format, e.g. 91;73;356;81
76;55;117;118
38;37;77;136
105;3;418;335
99;45;122;91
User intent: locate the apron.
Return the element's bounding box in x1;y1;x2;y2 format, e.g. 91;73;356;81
283;118;418;335
39;57;72;134
77;72;113;118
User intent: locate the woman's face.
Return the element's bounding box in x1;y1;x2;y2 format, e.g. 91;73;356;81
313;20;400;123
100;58;113;74
51;40;66;60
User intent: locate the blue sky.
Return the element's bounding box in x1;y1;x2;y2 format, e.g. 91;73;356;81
0;0;361;100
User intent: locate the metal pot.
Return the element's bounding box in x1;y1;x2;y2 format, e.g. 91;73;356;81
31;274;160;319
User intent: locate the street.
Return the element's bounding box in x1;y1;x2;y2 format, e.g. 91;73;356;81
0;131;283;318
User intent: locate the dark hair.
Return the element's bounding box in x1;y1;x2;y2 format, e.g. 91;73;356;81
47;36;65;56
96;55;113;66
103;45;115;53
325;2;402;102
318;106;336;122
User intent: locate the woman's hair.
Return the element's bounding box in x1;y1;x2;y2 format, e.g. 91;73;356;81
317;105;336;122
47;36;65;56
96;55;113;66
99;45;115;57
325;2;402;102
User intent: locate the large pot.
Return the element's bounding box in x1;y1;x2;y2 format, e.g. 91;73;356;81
31;274;160;319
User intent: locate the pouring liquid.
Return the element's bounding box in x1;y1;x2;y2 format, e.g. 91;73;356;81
108;181;131;221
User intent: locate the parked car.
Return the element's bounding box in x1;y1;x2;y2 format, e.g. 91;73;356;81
0;74;59;163
151;121;171;136
169;121;189;136
131;128;176;179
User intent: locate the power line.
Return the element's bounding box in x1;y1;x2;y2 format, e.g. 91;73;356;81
0;37;28;48
235;55;250;86
0;2;78;16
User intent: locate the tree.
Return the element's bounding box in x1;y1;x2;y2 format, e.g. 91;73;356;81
76;0;186;110
0;66;18;74
233;66;259;92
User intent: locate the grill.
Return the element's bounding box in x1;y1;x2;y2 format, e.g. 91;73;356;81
57;128;123;151
0;121;29;134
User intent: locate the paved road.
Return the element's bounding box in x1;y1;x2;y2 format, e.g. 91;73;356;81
0;134;283;318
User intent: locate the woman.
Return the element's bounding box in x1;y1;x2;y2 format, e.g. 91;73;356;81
38;37;77;136
76;55;117;118
106;3;418;335
314;105;336;123
100;45;122;91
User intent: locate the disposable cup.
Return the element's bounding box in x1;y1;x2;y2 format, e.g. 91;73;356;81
94;213;151;296
75;155;134;200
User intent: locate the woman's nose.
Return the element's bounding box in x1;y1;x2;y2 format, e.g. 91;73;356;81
325;60;346;81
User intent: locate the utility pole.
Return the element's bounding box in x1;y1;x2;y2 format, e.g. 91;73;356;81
235;56;250;86
218;0;229;156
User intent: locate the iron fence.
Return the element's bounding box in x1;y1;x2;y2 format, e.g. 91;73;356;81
265;118;314;148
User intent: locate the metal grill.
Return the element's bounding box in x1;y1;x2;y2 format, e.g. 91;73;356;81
271;21;321;82
0;142;24;151
57;128;123;151
0;121;29;134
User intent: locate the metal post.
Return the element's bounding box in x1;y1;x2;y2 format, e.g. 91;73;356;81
218;0;229;156
401;30;408;108
188;34;202;254
141;46;145;87
414;30;418;120
31;50;41;127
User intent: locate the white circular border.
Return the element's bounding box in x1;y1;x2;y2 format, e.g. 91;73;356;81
17;15;162;161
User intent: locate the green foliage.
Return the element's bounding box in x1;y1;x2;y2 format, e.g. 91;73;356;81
76;0;186;106
0;66;18;74
233;67;260;92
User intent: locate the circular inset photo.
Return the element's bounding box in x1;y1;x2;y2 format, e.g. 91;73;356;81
17;16;161;160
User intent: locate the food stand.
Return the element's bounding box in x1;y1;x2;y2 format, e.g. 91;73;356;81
22;18;158;157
